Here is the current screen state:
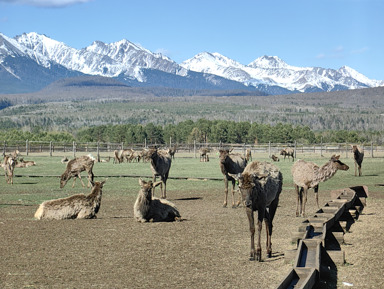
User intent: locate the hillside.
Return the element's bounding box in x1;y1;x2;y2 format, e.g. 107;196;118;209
0;85;383;132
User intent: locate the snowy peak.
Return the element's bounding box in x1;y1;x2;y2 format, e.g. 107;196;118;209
248;55;289;69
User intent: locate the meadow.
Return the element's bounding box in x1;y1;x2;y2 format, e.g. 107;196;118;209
1;151;384;288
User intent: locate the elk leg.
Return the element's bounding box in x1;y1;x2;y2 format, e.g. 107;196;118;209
256;211;263;261
294;184;300;217
223;177;228;207
246;208;256;261
77;174;86;187
265;218;272;258
314;185;319;208
302;187;308;217
231;179;239;208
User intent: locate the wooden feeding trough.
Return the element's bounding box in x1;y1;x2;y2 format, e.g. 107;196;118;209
277;185;368;289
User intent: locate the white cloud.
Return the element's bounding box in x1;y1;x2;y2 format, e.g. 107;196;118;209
0;0;93;8
351;47;369;55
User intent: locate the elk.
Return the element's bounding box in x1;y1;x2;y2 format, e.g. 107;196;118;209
169;145;177;160
280;148;294;161
219;149;247;207
245;148;252;162
199;147;210;162
60;155;95;188
230;161;282;261
271;154;279;162
35;180;106;220
15;158;36;168
148;148;172;199
291;155;349;217
134;178;180;222
2;154;17;184
352;145;364;176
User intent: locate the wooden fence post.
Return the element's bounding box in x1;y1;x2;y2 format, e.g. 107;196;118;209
371;141;374;158
73;141;76;158
97;142;100;162
194;140;196;158
50;141;52;157
26;139;29;156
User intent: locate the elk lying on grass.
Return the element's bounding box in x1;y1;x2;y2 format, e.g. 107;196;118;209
35;180;106;220
15;158;36;168
271;154;279;162
219;149;247;207
60;155;95;188
148;148;172;199
230;161;282;261
291;155;349;217
134;178;181;222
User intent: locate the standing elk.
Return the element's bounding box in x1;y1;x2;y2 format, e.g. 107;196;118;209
148;148;172;199
134;178;181;222
35;180;106;220
230;161;282;261
352;145;364;176
60;155;95;188
280;148;294;161
291;155;349;217
2;154;17;184
199;147;210;162
219;149;247;208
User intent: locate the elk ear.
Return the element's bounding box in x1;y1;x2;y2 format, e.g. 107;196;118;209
139;178;145;187
100;179;108;187
90;181;95;187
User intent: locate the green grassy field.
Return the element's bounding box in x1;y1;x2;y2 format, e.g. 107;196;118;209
2;151;384;209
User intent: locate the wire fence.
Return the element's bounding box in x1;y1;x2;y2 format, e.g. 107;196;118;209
1;140;380;160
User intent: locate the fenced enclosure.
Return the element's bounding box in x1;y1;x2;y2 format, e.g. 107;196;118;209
1;140;381;160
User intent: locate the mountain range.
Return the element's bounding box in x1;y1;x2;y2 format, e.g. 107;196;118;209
1;32;383;95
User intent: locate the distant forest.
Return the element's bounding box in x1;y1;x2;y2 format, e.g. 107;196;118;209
0;120;371;145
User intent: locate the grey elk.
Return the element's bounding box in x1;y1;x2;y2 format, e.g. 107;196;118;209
148;148;172;199
218;149;247;208
35;180;106;220
291;155;349;217
134;178;181;222
60;155;95;188
230;161;282;261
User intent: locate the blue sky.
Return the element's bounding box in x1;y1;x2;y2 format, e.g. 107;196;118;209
1;0;383;80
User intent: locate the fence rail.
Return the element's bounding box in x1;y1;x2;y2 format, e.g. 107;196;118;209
1;140;380;159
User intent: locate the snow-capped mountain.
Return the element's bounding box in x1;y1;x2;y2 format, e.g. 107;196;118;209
181;53;384;92
1;32;383;95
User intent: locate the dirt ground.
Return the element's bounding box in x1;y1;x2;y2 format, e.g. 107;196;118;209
1;180;383;289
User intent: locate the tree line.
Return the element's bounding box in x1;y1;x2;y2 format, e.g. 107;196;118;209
0;119;371;145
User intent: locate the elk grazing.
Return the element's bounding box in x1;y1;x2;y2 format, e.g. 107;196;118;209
230;161;282;261
134;178;181;222
148;148;172;199
291;155;349;217
280;148;294;161
60;155;95;189
35;180;106;220
2;154;17;184
219;149;247;208
352;145;364;176
169;145;177;160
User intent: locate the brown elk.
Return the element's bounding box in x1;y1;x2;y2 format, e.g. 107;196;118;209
148;148;172;199
2;154;17;184
291;155;349;217
219;149;247;207
230;161;282;261
280;148;294;161
15;158;36;168
134;178;181;222
352;145;364;176
271;154;279;162
35;180;106;220
199;147;210;162
60;155;95;188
